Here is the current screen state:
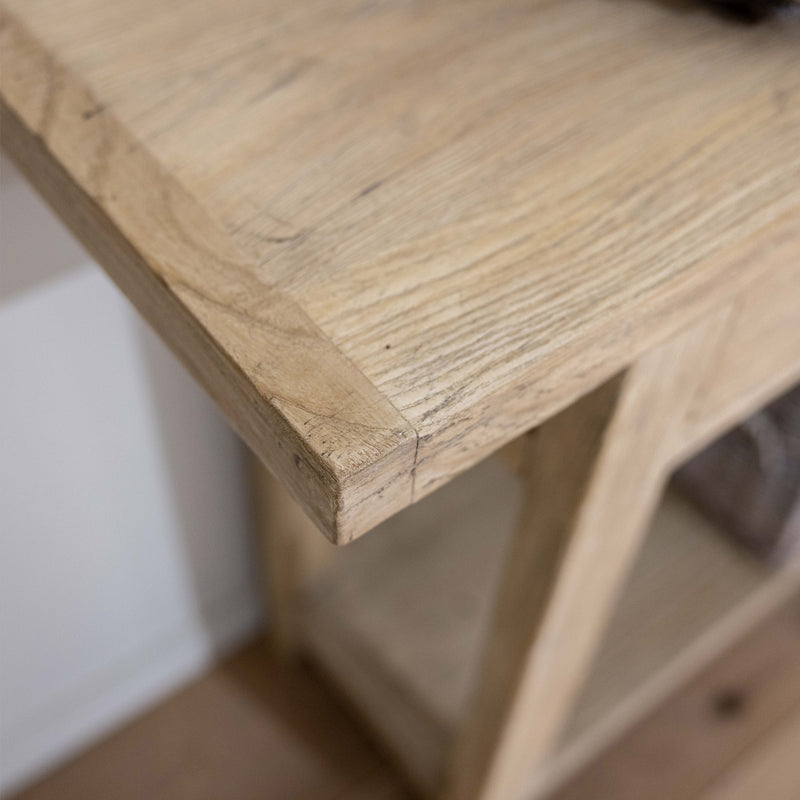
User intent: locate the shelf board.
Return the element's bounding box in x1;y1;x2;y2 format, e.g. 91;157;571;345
302;458;800;796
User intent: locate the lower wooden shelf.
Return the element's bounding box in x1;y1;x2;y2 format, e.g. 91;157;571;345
300;458;800;798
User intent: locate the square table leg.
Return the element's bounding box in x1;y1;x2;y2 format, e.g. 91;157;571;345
250;454;335;658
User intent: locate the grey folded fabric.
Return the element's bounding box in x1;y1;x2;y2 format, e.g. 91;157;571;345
674;385;800;565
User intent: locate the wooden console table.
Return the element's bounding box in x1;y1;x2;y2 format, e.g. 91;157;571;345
3;2;799;798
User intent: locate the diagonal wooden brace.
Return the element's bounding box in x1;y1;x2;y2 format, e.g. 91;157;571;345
442;313;729;800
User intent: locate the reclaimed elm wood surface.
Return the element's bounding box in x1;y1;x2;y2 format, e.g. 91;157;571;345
2;0;799;541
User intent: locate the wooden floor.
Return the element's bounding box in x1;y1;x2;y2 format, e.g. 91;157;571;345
8;645;410;800
11;593;800;800
553;596;800;800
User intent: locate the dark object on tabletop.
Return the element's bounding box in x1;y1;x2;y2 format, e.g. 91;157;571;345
710;0;798;21
675;385;800;565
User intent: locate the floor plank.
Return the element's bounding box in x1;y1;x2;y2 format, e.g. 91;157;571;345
551;597;800;800
8;643;410;800
699;710;800;800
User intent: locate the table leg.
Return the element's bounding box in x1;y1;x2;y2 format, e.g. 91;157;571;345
442;314;729;800
249;452;334;658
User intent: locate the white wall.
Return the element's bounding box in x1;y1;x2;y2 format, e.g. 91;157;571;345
0;155;263;796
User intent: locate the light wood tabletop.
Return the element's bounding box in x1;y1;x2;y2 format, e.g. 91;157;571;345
2;0;799;542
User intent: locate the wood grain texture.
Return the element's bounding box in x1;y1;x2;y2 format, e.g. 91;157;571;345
2;0;799;540
0;8;415;543
677;250;800;462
